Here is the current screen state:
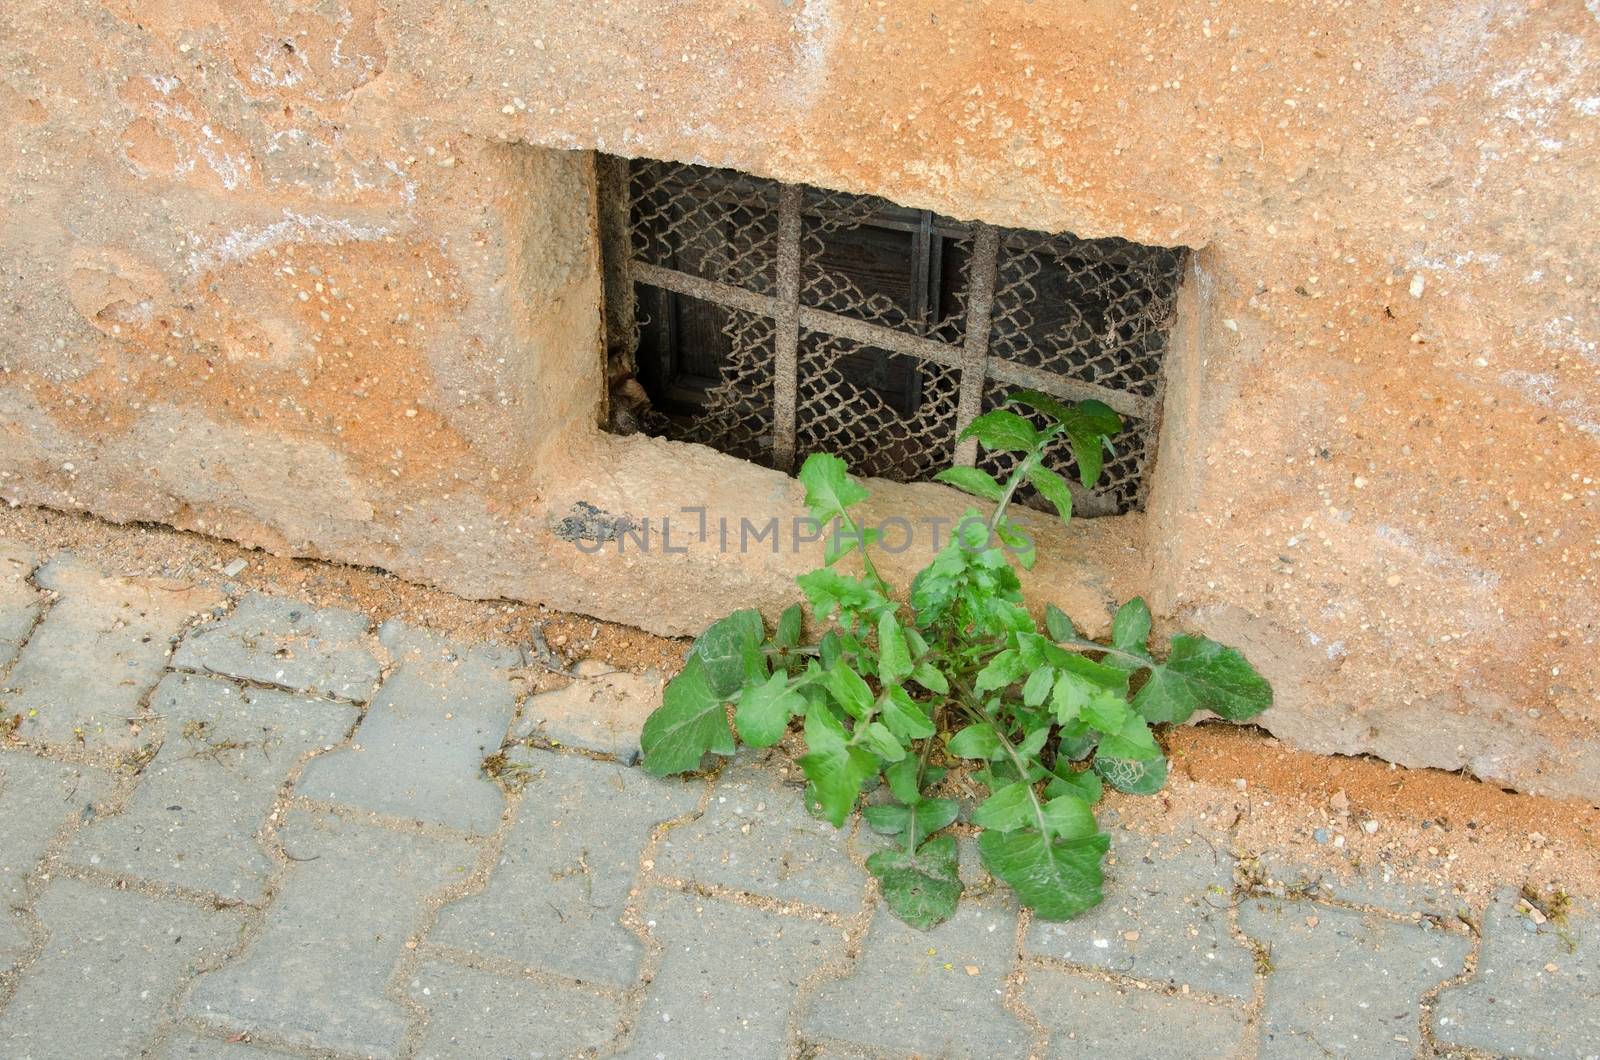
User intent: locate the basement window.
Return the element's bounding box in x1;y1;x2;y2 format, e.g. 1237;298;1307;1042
599;156;1187;515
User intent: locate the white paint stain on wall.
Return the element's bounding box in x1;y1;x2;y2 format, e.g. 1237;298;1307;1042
186;210;390;273
788;0;837;112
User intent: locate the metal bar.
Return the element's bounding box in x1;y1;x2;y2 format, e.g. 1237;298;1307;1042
953;225;1001;466
630;259;1153;421
633;261;961;364
771;185;804;472
984;360;1152;420
794;307;964;368
902;212;933;415
630;262;782;319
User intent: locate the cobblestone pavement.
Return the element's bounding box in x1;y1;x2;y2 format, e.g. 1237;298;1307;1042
0;546;1595;1059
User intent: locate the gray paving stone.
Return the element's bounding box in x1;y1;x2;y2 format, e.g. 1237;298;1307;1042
0;878;244;1060
183;810;475;1059
802;901;1029;1058
622;889;838;1059
172;592;382;701
428;747;700;988
408;958;623;1058
513;658;658;764
1253;848;1461;919
1023;967;1250;1058
654;754;866;914
61;673;357;901
1025;828;1255;999
0;539;43;672
154;1032;301;1058
295;622;518;833
0;750;116;970
0;555;219;750
1432;887;1600;1059
1240;898;1470;1058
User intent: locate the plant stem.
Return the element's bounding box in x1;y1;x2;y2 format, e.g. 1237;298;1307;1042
836;510;888;592
905;704;942;852
986;455;1034;536
762;644;821;657
1057;637;1148;667
946;673;1051;838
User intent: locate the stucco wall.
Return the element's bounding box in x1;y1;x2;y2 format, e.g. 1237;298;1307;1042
1;0;1596;799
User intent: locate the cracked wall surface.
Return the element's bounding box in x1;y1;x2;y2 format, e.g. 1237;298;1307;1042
0;0;1597;800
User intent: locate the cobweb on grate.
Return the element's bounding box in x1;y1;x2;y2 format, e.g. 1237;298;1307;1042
977;381;1156;517
638;306;777;465
987;232;1183;399
796;330;961;483
628;159;780;295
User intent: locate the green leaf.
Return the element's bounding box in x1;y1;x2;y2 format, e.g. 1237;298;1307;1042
692;609;766;698
796;569;877;621
1005;388;1078;426
977;828;1109;921
734;671;803;748
823;524;877;567
1015;724;1051;760
1064;403;1124;489
640;654;736;775
994;521;1036;571
1130;634;1274;724
863;797;960;842
1056;724;1101;763
1111;598;1152;656
1094;751;1169;795
881;685;935;741
1040;793;1098;840
975;649;1028;692
1054;652;1131;691
972;781;1037;831
740;636;769;686
819;629;843;669
947;723;1002;760
1081;694;1131;735
776;603;804;648
1022;666;1055;707
798;705;875;826
934;466;1006;502
826;664;874;720
1044;604;1079;642
867;835;963;930
1049;663;1128;728
1045;767;1103;805
1097;715;1161;760
1026;465;1074;524
1050;670;1086;724
982;598;1037;635
1008;394;1122;481
1067;428;1106;489
877;611;912;684
1065;399;1122;437
861;721;908;762
884;757;922;803
798;452;869;526
959;409;1039;453
910;662;949;695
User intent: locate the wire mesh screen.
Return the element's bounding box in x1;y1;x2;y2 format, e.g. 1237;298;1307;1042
797;330;962;482
977;380;1157;517
607;156;1186;515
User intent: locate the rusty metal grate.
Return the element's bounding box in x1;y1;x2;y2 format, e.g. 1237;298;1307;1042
601;156;1187;515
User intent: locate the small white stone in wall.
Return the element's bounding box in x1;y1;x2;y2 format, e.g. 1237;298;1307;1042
1409;273;1425;298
